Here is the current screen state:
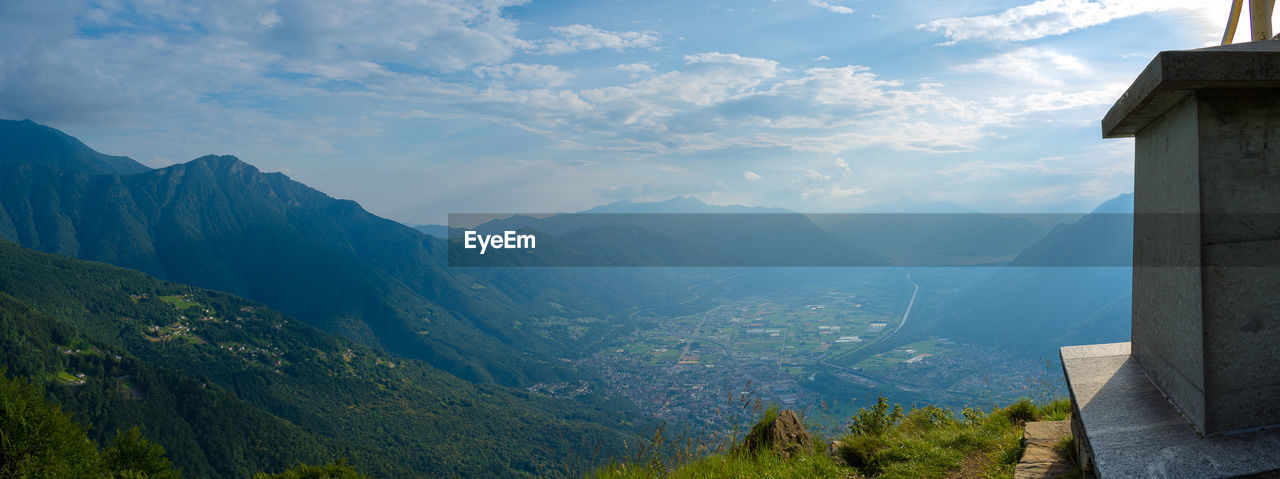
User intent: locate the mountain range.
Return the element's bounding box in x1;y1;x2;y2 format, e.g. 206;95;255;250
0;117;1137;476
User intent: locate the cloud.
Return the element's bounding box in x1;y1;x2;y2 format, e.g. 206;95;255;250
918;0;1207;45
812;55;831;61
541;24;659;55
956;48;1090;86
616;62;654;74
829;185;865;197
834;157;850;177
809;0;854;14
221;0;529;71
999;84;1127;114
0;0;535;126
474;63;572;87
791;164;864;200
436;52;1114;158
615;62;654;79
950;144;1133;206
744;170;762;180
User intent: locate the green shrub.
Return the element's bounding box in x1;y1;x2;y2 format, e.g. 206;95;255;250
838;433;889;469
902;405;955;432
0;370;102;478
1002;398;1037;423
103;427;181;479
1038;398;1073;421
848;395;903;437
836;398;1024;479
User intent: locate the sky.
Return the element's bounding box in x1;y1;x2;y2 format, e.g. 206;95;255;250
0;0;1248;223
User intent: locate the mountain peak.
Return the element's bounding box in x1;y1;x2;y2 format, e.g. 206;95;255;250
0;118;151;175
190;154;252;169
1090;193;1133;214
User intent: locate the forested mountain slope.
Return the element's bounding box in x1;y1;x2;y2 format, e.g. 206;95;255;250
0;239;646;477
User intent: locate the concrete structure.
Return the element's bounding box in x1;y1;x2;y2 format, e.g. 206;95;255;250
1062;343;1280;477
1062;40;1280;477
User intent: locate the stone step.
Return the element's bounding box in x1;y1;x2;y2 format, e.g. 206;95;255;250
1014;420;1075;479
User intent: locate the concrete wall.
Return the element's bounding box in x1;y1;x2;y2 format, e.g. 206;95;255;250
1134;90;1280;435
1132;96;1206;433
1196;91;1280;434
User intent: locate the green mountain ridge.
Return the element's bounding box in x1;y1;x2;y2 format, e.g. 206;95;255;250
0;119;150;175
0;138;674;386
0;238;646;477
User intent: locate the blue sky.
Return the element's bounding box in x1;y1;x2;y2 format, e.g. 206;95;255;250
0;0;1243;223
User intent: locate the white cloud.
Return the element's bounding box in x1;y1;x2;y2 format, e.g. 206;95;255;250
744;170;763;180
452;51;1118;158
1000;84;1127;114
809;0;854;14
0;0;536;125
829;185;865;197
792;164;864;200
957;48;1091;86
615;62;654;79
474;63;572;87
812;55;831;61
918;0;1209;45
541;24;659;55
616;62;654;74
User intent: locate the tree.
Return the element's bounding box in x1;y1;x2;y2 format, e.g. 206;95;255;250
0;370;102;478
252;460;367;479
103;427;181;479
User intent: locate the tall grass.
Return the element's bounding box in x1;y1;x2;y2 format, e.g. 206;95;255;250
590;383;1072;479
836;402;1023;478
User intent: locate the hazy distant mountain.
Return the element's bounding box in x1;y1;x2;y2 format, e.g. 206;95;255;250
581;196;791;213
0;119;150;175
413;223;448;238
810;213;1050;266
1010;193;1132;267
940;193;1134;354
1087;193;1133;214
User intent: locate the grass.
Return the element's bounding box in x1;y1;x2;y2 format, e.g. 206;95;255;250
1052;436;1084;479
594;447;853;479
158;294;199;309
591;395;1074;479
1000;397;1072;423
1037;398;1072;421
55;371;82;384
834;398;1023;479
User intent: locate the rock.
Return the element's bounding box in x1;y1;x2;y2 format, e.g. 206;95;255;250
739;409;813;458
827;440;847;466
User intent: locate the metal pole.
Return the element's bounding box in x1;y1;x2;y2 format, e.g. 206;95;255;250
1249;0;1275;41
1225;0;1244;44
